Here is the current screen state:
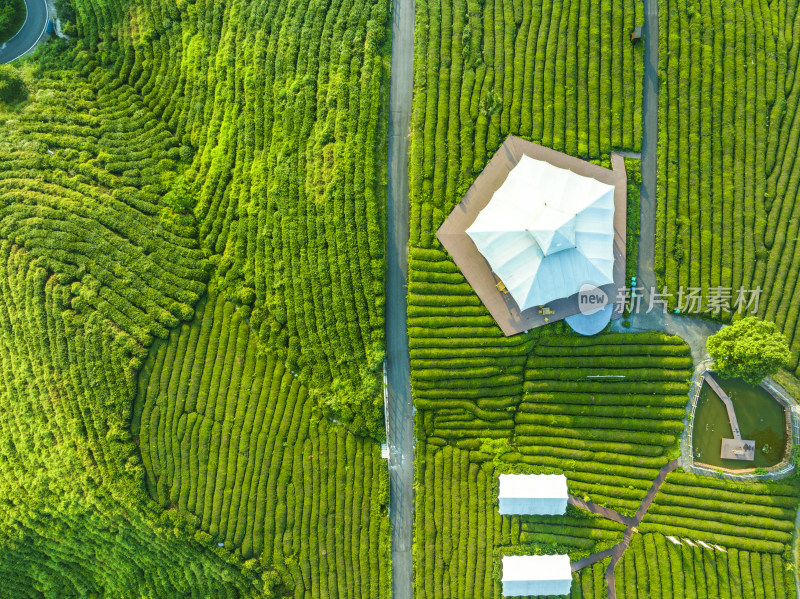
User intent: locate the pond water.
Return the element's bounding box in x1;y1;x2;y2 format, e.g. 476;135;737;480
692;375;787;470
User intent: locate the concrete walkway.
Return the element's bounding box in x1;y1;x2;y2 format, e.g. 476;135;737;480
611;0;723;362
637;0;658;300
0;0;49;64
570;546;617;572
385;0;415;597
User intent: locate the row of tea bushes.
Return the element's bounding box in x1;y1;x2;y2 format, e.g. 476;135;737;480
66;0;392;428
414;442;625;599
409;247;537;441
639;471;798;554
410;0;644;245
0;64;208;361
657;0;800;373
0;243;272;597
133;293;391;598
616;533;794;599
513;333;692;514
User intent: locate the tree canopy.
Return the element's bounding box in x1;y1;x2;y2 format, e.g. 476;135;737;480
707;317;792;385
0;0;24;44
0;65;26;104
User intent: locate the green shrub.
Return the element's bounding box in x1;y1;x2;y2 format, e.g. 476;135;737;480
0;64;26;104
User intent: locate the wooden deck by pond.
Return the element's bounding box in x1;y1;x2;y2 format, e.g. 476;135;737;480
704;374;756;461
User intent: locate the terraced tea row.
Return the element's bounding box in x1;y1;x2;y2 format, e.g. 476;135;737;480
410;0;643;244
617;533;794;599
657;0;800;374
413;443;626;599
133;293;391;598
640;472;798;555
67;0;393;432
0;62;208;359
516;333;693;514
0;244;266;597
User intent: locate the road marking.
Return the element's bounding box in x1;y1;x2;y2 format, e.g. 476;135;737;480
2;0;31;47
3;0;49;63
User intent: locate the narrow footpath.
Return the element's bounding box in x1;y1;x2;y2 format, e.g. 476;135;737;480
568;495;634;528
636;0;658;300
385;0;415;597
571;459;681;599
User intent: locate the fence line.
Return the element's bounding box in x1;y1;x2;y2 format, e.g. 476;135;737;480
684;369;798;482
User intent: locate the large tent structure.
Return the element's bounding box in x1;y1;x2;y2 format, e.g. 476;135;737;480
501;555;572;597
437;136;627;335
466;155;616;310
498;473;568;515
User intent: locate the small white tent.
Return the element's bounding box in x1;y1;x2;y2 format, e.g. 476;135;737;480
498;473;568;515
502;554;572;597
466;155;616;309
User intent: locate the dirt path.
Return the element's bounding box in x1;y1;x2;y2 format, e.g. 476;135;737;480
568;495;635;527
571;459;681;599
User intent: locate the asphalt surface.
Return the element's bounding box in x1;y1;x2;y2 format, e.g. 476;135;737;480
638;0;658;298
612;0;721;360
385;0;415;597
0;0;48;64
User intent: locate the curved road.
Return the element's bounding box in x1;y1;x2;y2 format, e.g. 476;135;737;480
0;0;48;64
385;0;415;597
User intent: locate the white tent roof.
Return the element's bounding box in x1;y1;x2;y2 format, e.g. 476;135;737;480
498;474;568;499
466;155;616;310
502;554;571;582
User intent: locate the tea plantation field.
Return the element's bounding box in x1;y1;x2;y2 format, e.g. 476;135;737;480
133;293;391;596
617;532;795;599
657;0;800;376
1;0;800;596
0;0;392;595
414;332;693;597
408;0;800;596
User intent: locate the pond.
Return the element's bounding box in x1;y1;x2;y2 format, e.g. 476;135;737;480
691;375;788;470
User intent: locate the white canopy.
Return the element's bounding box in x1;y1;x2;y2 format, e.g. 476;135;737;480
502;555;572;597
498;474;568;515
466;155;616;309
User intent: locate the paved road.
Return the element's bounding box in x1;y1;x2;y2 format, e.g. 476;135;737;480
385;0;415;597
638;0;659;298
0;0;48;64
611;0;721;361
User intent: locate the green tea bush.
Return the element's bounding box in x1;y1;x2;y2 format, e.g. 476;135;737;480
0;243;272;597
133;293;391;597
657;0;800;376
617;533;793;599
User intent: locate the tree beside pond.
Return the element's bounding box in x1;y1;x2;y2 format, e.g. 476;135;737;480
707;317;792;385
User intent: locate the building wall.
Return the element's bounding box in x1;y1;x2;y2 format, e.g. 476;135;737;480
498;496;567;515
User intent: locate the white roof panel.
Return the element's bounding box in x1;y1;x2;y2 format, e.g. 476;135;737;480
498;474;568;499
502;554;572;582
466;155;616;310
